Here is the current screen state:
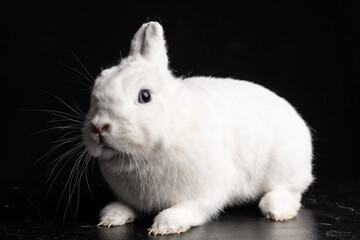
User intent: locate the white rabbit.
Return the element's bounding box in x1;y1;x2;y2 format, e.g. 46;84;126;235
82;21;313;235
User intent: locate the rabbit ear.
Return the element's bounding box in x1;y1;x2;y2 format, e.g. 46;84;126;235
129;22;168;68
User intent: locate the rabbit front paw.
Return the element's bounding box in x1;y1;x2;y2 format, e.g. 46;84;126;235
148;207;192;235
97;202;136;227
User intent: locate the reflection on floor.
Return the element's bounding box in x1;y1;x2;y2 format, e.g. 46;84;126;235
1;177;359;240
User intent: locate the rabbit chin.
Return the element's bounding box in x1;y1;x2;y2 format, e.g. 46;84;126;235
86;144;116;160
99;147;117;160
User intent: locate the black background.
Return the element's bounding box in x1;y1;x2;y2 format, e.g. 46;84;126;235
6;1;359;189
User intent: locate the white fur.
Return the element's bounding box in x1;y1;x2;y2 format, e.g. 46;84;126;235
97;202;136;227
82;22;313;235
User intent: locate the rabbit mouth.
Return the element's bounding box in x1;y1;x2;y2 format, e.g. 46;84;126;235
102;145;115;151
97;144;121;160
101;144;126;156
101;145;121;154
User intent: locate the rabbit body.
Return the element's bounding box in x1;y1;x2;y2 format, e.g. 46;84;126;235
83;22;313;235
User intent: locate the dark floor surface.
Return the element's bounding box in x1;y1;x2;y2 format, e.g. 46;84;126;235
1;177;359;240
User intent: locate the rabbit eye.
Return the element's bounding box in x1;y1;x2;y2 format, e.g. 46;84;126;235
138;89;151;103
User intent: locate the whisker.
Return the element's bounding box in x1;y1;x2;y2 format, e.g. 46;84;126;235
44;144;84;200
42;91;87;121
48;117;84;124
30;125;62;137
48;125;82;133
47;137;82;163
70;49;95;82
74;176;82;218
52;60;93;85
45;143;84;188
28;109;85;123
71;98;88;119
50;135;81;145
55;146;86;218
68;149;87;199
83;153;94;199
45;125;82;133
29;75;93;219
57;79;92;89
34;134;80;166
73;152;93;217
62;147;88;219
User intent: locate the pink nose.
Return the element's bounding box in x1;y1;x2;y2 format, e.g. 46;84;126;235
91;123;110;134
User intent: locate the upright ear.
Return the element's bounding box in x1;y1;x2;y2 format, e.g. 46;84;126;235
129;22;168;69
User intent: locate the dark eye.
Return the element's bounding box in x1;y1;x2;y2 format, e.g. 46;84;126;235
138;89;151;103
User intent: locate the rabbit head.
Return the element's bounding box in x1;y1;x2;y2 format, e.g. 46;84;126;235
82;22;180;160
